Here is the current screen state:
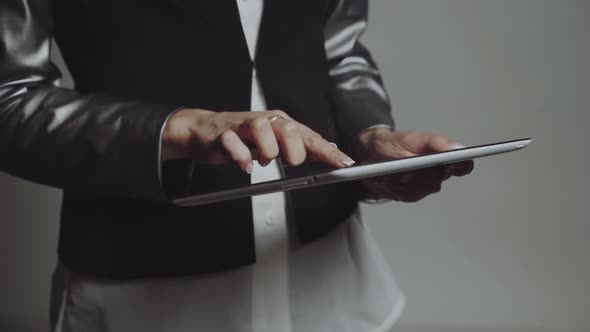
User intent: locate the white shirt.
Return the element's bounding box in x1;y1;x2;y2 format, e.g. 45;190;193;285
234;2;406;331
51;2;405;331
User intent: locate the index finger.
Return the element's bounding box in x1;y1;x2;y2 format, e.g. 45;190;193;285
300;129;355;168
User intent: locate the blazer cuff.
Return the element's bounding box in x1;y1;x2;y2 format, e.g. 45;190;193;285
355;124;393;143
157;107;196;201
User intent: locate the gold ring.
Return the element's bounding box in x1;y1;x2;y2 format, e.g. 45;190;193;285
268;114;284;123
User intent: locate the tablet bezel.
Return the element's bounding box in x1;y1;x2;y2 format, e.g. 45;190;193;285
172;138;531;207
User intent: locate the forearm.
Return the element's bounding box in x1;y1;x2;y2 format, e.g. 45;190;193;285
0;84;179;201
0;0;189;201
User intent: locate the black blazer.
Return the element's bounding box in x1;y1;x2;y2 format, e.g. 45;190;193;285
0;0;395;279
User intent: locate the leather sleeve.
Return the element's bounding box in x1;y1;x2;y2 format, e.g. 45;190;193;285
0;0;182;202
324;0;395;153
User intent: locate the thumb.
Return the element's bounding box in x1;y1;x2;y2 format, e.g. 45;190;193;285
445;142;466;151
423;135;453;153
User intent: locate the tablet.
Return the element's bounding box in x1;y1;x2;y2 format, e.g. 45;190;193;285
172;138;531;207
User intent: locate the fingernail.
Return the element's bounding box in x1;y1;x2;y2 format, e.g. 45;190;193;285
449;143;466;150
340;158;356;167
246;162;253;174
329;142;338;148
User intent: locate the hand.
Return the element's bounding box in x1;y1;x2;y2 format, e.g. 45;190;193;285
161;109;356;173
357;128;474;202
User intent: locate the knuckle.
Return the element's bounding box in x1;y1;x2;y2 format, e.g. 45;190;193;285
219;130;235;144
250;116;269;130
281;122;299;134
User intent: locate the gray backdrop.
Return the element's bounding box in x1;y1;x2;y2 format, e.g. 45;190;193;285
0;1;588;331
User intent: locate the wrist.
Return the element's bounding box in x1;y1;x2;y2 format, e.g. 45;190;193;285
162;108;213;161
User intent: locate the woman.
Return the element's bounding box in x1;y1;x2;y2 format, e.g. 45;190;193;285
0;0;472;331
